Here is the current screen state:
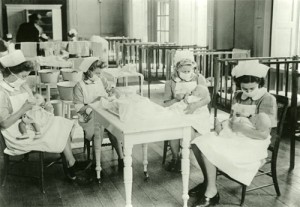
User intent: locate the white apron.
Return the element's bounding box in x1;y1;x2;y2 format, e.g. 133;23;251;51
191;103;271;186
1;84;74;156
77;80;107;140
173;81;211;135
174;81;197;95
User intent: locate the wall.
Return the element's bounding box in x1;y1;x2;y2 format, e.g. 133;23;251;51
1;0;68;40
234;0;255;51
67;0;101;39
100;0;124;36
213;0;235;50
123;0;148;41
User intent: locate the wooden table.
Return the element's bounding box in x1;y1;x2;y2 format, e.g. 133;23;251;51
90;101;192;207
102;68;144;96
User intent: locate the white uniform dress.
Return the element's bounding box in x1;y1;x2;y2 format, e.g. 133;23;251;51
168;94;211;134
73;77;109;140
191;88;277;185
0;82;74;156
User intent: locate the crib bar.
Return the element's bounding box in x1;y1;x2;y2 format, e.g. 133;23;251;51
285;63;289;96
290;58;299;170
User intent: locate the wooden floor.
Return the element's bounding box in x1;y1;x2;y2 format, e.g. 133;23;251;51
0;83;300;207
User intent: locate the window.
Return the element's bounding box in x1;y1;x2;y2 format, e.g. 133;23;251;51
156;0;170;42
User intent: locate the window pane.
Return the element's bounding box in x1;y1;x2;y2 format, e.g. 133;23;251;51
157;17;161;30
166;16;169;30
157;2;160;15
165;32;169;42
165;2;169;15
157;31;161;42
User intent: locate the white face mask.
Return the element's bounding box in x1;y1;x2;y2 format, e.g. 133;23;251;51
9;72;26;90
179;72;193;81
242;87;259;98
89;74;101;83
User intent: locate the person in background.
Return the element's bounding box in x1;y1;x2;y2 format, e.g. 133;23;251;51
68;29;78;42
0;50;90;181
3;33;15;53
39;33;49;42
73;57;124;171
164;50;211;172
16;13;42;43
189;60;277;207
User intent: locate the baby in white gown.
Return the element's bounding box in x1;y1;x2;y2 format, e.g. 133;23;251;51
215;112;272;136
17;93;54;139
168;85;209;114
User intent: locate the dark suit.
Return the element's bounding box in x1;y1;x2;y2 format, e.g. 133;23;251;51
16;22;39;42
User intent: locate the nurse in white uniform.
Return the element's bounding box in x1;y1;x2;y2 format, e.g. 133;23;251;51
0;50;88;181
73;57;124;173
164;50;211;172
189;60;277;207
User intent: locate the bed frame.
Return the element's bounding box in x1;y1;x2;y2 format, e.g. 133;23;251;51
105;37;141;67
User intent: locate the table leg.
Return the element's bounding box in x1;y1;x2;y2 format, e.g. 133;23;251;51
181;127;191;207
124;143;133;207
142;144;149;181
94;120;103;183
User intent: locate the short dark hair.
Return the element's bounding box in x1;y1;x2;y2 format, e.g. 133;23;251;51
83;60;107;80
234;75;265;88
29;13;40;23
1;61;34;78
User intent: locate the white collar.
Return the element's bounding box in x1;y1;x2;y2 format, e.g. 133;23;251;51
0;80;15;92
241;87;267;101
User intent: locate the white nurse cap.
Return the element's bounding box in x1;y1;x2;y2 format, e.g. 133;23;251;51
231;60;269;78
174;50;195;65
0;50;26;67
68;28;78;36
79;57;99;72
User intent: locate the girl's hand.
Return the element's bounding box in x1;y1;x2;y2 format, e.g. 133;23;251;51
214;118;222;135
21;101;35;112
184;102;199;114
44;101;54;113
175;93;185;101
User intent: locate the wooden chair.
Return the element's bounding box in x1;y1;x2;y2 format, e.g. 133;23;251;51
217;94;289;206
0;132;44;193
83;130;113;161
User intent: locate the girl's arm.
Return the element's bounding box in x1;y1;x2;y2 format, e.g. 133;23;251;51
0;101;34;129
184;86;211;114
231;121;270;140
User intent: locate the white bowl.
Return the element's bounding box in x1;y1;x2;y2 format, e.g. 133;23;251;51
61;69;82;82
38;70;60;83
57;81;77;101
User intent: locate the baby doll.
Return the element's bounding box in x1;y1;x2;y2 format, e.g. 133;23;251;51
215;112;272;136
168;85;209;114
17;93;54;139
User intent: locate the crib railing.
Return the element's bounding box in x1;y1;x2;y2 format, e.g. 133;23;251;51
290;60;300;170
137;44;208;97
105;37;141;66
122;42;176;66
194;50;251;84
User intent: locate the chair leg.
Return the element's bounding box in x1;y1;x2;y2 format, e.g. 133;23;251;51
39;152;45;194
84;138;91;161
1;154;9;187
240;185;246;206
271;151;281;196
162;140;169;164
